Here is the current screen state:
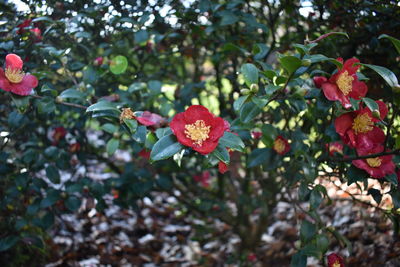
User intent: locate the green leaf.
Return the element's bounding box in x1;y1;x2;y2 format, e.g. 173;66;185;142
150;134;183;161
210;144;230;163
360;63;399;88
110;55;128;75
240;102;262;123
240;63;259;86
124;119;138;134
128;82;146;92
155;127;172;139
46;165;60;184
106;138;119;155
290;252;307;267
300;219;316;243
134;30;149;43
233;95;249;112
0;236;19;252
347;165;368;185
368;188;382;205
40;190;60;208
101;123;118;134
86;101;119;112
65;196;81;212
361;97;381;112
385;173;398;187
248;148;271;167
379;34;400;54
310;189;323;209
220;10;238;26
219;131;245;152
279;55;302;75
59;89;85;99
148;80;162;94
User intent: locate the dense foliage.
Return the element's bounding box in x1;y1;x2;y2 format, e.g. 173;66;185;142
1;0;400;265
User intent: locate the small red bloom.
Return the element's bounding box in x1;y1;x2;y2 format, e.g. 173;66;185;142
50;126;67;145
218;161;228;174
136;111;166;127
326;141;344;156
352;144;395;178
251;131;262;139
327;253;344;267
94;57;104;66
335;100;387;149
170;105;226;155
0;54;38;95
273;136;290;155
69;142;81;153
138;149;151;160
17;19;32;35
320;58;368;109
193;171;210;187
30;27;42;42
247;253;257;262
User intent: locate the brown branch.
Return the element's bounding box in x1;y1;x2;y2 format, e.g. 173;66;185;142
30;94;87;110
305;31;347;44
319;149;400;162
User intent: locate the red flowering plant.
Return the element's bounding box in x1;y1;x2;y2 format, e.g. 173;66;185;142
2;2;400;266
327;253;345;267
334;100;388;149
314;58;368;109
0;54;38;95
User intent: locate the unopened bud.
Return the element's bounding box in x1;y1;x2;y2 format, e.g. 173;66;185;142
240;89;250;95
301;59;312;67
250;83;259;93
55;96;63;103
372;110;381;119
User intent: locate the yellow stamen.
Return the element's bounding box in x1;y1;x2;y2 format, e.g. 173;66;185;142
184;120;210;146
352;113;373;134
332;261;341;267
366;157;382;168
336;70;354;95
120;108;135;123
274;139;286;154
5;67;24;83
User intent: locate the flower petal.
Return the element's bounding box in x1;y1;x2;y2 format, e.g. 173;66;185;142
334;113;353;136
6;54;23;70
343;58;360;74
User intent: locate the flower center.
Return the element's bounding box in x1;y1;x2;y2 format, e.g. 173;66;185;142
352;113;373;134
185;120;210;146
332;261;341;267
274;139;286;154
120;107;135;123
5;67;24;83
366;157;382;168
336;71;354;95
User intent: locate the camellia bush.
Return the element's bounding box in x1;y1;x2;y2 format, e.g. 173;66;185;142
1;0;400;265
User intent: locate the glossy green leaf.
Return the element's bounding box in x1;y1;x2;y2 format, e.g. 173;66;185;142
150;134;183;161
86;101;119;112
46;165;60;184
241;63;259;86
106;138;119;155
360;63;399;88
279;55;302;75
219;131;245;152
379;34;400;54
210;144;230;164
59;89;85;99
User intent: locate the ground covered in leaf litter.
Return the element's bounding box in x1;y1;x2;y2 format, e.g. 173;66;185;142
43;180;400;267
43;138;400;266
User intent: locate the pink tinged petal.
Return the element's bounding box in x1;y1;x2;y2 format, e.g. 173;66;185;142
321;82;351;108
376;100;388;119
349;80;368;100
343;58;361;74
6;54;23;70
334;113;354;136
21;74;38;88
219;161;228;174
313;76;327;88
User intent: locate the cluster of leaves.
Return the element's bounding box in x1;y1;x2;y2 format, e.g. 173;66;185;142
1;0;400;265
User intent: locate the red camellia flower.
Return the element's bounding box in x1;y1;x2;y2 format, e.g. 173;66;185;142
327;253;344;267
0;54;38;95
335;100;387;149
30;27;42;42
170;105;226;155
352;144;395;178
317;58;367;109
94;57;104;66
193;171;210;187
273;135;290;155
17;19;33;34
218;161;228;174
247;253;257;262
326;141;344;156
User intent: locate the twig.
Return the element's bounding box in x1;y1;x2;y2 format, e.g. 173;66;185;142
29;94;87;110
319;149;400;162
